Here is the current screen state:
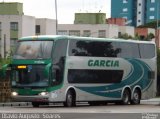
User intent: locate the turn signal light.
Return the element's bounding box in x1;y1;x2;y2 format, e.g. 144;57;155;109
17;65;27;69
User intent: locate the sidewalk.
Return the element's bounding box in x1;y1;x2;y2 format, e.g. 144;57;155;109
141;98;160;105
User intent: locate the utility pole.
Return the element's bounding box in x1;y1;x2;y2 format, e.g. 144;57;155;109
55;0;58;35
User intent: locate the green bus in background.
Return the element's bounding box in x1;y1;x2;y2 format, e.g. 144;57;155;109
10;35;157;107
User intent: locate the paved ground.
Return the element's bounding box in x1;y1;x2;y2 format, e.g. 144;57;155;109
0;98;160;107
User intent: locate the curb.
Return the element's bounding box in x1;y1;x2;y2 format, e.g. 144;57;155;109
141;99;160;105
0;102;31;107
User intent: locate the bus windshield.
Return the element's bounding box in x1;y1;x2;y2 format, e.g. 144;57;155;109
13;41;53;59
12;65;49;88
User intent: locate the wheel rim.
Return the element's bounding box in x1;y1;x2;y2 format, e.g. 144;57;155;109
133;91;140;103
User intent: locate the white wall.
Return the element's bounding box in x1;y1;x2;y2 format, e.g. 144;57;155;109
0;15;36;57
22;15;35;37
148;28;155;35
36;18;56;35
136;0;145;26
119;26;135;37
58;24;119;38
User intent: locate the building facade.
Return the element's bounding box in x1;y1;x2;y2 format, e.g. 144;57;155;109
0;2;56;58
58;24;119;38
111;0;160;26
74;13;106;24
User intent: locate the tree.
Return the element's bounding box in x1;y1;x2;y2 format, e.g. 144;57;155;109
138;20;160;28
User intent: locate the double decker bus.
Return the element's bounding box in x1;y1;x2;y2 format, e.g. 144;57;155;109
10;35;157;107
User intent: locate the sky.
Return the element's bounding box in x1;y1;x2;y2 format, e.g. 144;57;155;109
0;0;111;24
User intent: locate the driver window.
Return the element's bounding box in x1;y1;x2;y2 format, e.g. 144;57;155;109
51;39;68;85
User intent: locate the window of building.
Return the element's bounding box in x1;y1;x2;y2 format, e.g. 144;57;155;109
149;16;155;19
138;20;141;22
138;11;141;14
98;30;106;38
150;0;155;3
10;22;18;31
58;30;68;35
36;25;40;34
150;8;155;11
83;30;91;37
123;0;128;3
69;30;80;36
123;16;128;20
123;8;128;12
10;38;17;47
139;3;141;6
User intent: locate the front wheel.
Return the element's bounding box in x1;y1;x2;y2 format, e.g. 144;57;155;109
64;90;76;107
131;89;141;105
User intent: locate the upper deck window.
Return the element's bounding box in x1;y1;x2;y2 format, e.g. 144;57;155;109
13;41;53;59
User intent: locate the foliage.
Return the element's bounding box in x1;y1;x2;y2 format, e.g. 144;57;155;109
118;33;155;41
0;58;11;68
118;33;133;40
138;20;160;28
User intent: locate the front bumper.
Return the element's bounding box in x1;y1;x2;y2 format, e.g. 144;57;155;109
11;95;49;102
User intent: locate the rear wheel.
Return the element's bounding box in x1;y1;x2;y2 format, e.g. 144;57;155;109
121;89;131;105
131;89;141;105
64;90;76;107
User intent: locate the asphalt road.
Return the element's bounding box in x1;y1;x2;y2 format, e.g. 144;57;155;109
0;103;160;119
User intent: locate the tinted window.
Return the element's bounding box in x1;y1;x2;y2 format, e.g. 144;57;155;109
139;44;155;58
68;69;123;84
119;42;140;58
69;40;121;57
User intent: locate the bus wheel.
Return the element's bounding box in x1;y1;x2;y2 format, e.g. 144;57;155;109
131;89;141;105
121;89;131;105
32;102;40;107
64;90;76;107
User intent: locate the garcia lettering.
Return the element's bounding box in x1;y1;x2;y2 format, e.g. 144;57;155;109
88;60;119;67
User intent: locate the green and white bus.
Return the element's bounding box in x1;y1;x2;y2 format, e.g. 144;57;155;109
10;35;157;107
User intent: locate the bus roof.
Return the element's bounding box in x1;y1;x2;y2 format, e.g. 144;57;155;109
19;35;155;45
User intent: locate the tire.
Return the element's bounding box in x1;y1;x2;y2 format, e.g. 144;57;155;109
131;89;141;105
32;102;40;107
121;89;131;105
64;90;76;107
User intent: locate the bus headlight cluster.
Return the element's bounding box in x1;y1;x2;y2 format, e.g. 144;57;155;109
12;92;18;96
39;92;48;96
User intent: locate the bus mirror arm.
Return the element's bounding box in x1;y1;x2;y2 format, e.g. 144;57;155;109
44;63;51;78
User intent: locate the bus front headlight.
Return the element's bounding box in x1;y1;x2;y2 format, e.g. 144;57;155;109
12;92;18;96
39;92;48;96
